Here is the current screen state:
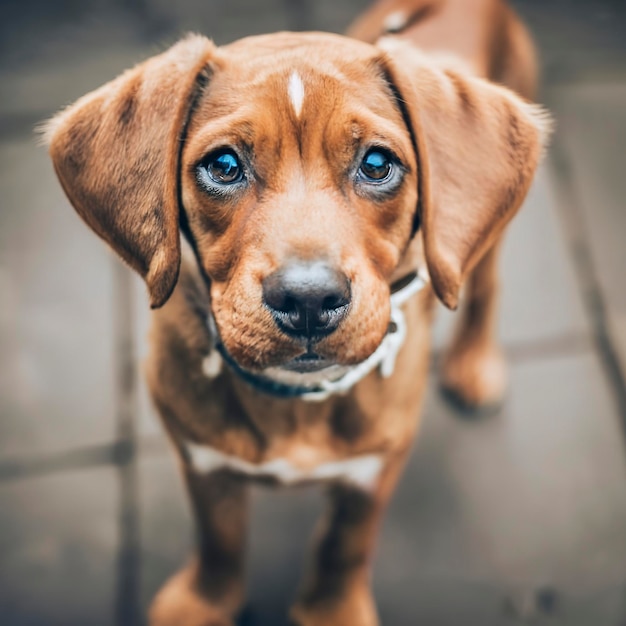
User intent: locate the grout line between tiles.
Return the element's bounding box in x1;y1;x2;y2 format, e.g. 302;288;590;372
548;131;626;438
429;330;593;374
112;261;142;626
0;440;132;482
0;436;168;483
505;331;592;362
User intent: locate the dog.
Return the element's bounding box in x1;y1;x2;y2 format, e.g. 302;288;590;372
44;0;550;623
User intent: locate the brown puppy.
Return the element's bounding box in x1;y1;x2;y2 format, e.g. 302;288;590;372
45;1;550;624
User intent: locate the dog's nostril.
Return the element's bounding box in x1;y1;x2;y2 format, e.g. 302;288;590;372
282;296;298;315
262;262;351;339
322;294;347;311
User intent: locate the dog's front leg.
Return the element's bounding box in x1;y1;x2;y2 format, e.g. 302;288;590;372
150;468;248;626
290;452;408;626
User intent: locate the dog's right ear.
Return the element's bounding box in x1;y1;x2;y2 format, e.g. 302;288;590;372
377;38;550;310
43;35;216;308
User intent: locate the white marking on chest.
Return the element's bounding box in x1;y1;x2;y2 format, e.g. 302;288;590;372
384;10;408;32
186;441;383;490
202;350;223;379
288;71;305;118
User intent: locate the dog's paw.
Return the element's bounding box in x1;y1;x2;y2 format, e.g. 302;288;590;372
289;588;378;626
149;566;239;626
440;342;507;414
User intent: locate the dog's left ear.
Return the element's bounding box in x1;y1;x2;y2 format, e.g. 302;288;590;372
43;35;216;308
378;40;551;309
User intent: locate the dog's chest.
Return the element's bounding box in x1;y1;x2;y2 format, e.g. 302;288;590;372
186;441;384;490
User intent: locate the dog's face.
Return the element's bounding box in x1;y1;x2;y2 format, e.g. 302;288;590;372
46;32;549;375
181;34;417;371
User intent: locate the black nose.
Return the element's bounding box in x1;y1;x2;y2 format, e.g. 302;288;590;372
262;262;351;340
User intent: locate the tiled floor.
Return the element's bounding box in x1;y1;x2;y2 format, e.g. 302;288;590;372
1;1;625;624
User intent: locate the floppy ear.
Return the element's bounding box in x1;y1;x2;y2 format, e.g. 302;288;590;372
44;35;216;308
379;40;551;309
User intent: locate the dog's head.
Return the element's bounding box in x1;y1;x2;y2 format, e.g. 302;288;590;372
45;32;549;375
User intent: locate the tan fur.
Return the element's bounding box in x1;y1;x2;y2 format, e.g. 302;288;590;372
46;2;549;624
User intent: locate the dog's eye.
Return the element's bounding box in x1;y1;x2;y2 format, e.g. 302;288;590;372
359;150;393;182
203;150;243;185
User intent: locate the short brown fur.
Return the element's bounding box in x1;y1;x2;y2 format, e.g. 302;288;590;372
46;2;549;624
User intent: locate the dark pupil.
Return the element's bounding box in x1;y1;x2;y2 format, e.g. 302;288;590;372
361;151;391;180
208;152;240;183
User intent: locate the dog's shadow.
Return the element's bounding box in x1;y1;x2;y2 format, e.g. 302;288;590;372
238;606;291;626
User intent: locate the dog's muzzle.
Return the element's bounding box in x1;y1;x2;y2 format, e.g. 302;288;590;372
209;271;429;402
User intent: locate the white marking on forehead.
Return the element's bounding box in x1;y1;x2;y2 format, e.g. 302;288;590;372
384;10;408;32
288;71;305;118
186;441;384;490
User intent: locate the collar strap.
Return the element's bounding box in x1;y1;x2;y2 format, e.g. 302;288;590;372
210;271;429;402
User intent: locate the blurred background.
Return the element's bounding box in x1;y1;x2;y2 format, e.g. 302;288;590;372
1;0;626;624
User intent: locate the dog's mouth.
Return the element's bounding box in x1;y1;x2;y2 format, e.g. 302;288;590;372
215;341;353;398
282;352;335;373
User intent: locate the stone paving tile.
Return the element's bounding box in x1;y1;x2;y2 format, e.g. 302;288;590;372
496;167;589;346
0;468;118;626
137;351;626;625
377;580;626;626
139;454;194;612
413;165;591;352
548;81;626;377
366;352;626;625
384;353;626;596
0;138;117;458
